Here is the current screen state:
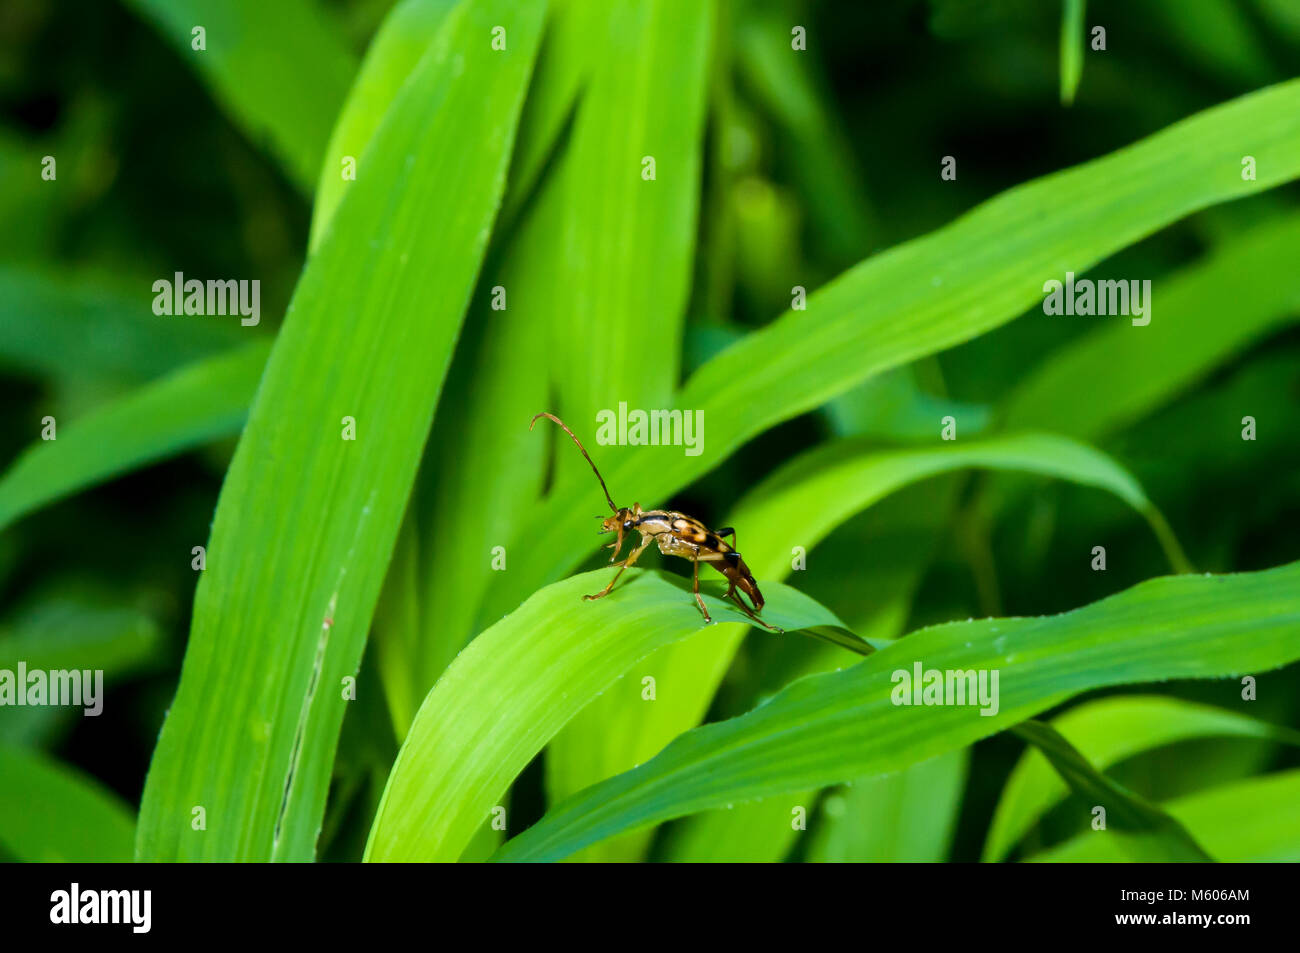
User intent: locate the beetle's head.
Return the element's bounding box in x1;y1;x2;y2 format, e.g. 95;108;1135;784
598;503;640;534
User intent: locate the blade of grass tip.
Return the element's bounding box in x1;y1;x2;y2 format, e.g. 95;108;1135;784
1059;0;1085;106
134;0;547;862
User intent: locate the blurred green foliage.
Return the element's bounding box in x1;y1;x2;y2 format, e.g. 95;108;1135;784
1;0;1297;863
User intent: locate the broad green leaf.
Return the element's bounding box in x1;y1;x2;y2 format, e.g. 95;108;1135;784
0;267;249;382
125;0;357;192
1030;769;1300;862
1059;0;1085;106
1002;214;1300;440
0;342;268;534
363;568;858;862
310;0;458;251
548;430;1189;860
135;0;547;862
0;745;135;862
1008;720;1211;861
480;79;1300;625
983;695;1300;861
808;749;969;863
493;559;1300;861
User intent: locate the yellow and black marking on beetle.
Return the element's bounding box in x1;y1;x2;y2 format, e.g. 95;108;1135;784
531;412;784;633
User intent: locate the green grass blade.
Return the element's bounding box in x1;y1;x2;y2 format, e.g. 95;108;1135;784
493;560;1300;861
546;431;1190;856
134;0;547;862
1009;720;1211;861
480;79;1300;624
125;0;357;192
363;568;857;862
0;745;136;862
401;175;568;709
1002;214;1300;440
0;593;164;749
0;597;162;676
373;517;424;738
0;342;268;534
501;0;608;225
307;0;553;730
0;267;249;382
984;695;1300;861
546;0;712;490
1029;769;1300;862
1059;0;1085;106
309;0;458;251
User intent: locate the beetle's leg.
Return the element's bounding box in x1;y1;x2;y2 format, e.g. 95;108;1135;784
727;592;784;634
605;524;627;562
691;551;713;624
584;536;649;601
715;527;736;548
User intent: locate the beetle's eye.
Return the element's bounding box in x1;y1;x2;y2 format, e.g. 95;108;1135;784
623;520;632;530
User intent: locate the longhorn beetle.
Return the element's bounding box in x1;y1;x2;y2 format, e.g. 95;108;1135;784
531;412;784;633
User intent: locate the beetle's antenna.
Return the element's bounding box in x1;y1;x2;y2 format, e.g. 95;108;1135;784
531;412;618;513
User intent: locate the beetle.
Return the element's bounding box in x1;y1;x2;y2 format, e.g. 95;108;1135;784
531;412;783;633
